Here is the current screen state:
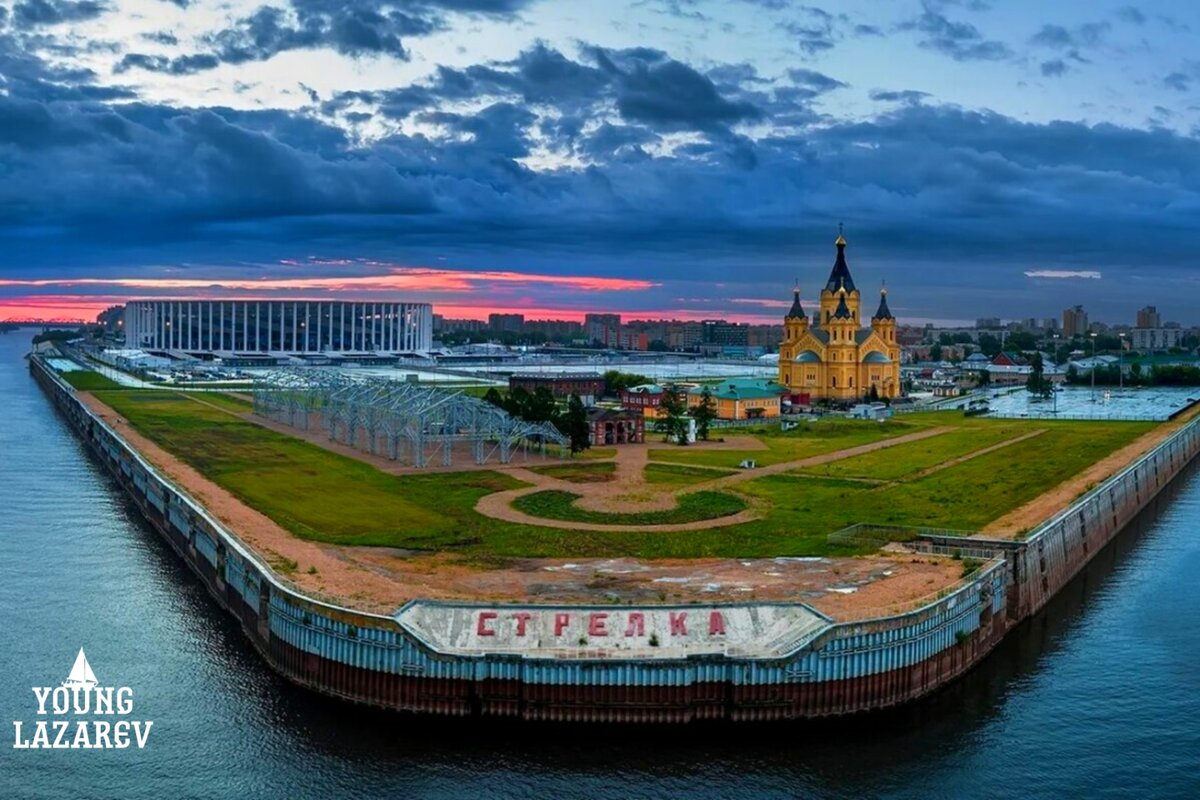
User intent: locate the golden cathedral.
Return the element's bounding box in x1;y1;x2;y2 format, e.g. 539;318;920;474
777;231;901;402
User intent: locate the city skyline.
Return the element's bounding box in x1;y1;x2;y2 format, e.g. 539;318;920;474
4;1;1200;323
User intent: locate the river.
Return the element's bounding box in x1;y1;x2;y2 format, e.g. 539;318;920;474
1;330;1197;799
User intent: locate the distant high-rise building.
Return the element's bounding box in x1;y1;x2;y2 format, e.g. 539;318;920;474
488;313;525;333
1136;305;1161;329
975;318;1001;330
1062;305;1088;338
523;319;583;338
584;313;621;346
1042;317;1058;332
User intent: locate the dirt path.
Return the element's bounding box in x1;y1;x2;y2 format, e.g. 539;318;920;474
475;427;956;531
980;407;1200;537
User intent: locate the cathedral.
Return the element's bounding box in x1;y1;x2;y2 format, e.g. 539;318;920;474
777;231;901;402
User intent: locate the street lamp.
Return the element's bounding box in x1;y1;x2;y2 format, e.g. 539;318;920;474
1090;331;1098;402
1118;332;1126;390
1051;333;1059;415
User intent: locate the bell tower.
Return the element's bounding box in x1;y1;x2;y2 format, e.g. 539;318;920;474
818;225;861;329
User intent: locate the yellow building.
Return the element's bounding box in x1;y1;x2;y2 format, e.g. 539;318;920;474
777;232;901;402
686;379;782;420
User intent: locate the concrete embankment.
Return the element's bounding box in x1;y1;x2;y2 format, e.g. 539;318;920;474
31;356;1200;723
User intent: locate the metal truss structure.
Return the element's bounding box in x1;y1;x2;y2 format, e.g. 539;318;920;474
252;369;568;468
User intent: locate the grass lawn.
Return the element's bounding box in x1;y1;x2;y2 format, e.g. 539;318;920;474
184;392;254;414
647;416;943;469
89;391;1158;560
513;490;746;526
528;462;617;483
795;424;1028;481
726;418;1154;543
60;370;124;391
578;447;618;460
644;462;735;486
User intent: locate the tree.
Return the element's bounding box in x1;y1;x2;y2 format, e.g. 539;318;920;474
977;333;1002;357
868;384;879;402
1007;331;1037;352
929;343;943;361
692;386;717;441
561;394;591;454
603;370;653;397
655;389;686;443
1025;352;1052;398
482;387;505;408
525;387;559;423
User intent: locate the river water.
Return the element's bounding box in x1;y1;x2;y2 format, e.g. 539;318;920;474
1;330;1197;799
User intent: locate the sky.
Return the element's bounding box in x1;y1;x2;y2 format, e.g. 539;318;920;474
2;0;1200;326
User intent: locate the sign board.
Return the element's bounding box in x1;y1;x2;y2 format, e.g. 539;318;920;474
395;602;830;660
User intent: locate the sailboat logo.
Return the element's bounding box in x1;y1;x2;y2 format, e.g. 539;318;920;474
62;648;99;690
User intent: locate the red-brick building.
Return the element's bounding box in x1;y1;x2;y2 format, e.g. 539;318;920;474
586;408;645;445
619;383;666;417
508;373;604;403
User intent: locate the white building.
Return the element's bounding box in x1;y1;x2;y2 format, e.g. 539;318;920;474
124;300;432;354
1129;327;1183;352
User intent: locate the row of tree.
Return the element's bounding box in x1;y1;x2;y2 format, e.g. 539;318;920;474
481;386;592;453
652;387;716;445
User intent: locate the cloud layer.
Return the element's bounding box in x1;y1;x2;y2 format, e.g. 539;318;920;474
1;1;1199;325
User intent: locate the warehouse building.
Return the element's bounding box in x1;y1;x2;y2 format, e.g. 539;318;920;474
123;300;432;355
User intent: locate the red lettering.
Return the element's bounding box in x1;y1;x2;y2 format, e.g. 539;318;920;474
588;613;609;637
554;613;570;636
708;611;726;636
476;611;497;636
669;612;688;636
512;612;533;636
623;612;645;637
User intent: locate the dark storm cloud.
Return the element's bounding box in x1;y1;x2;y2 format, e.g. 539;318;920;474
1116;6;1146;25
785;68;847;94
115;53;221;75
869;89;930;104
1029;22;1110;50
115;0;536;75
10;0;108;28
899;4;1011;62
610;58;760;130
1162;62;1200;92
1041;59;1068;77
6;33;1200;324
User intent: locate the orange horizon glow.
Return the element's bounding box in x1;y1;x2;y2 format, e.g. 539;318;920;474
0;267;658;294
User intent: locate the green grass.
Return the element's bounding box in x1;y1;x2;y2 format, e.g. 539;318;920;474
88;391;1158;560
93;390;527;550
60;370;124;390
513;490;747;526
648;416;940;469
578;447;618;460
796;424;1029;481
644;462;735;486
185;392;254;414
528;462;617;483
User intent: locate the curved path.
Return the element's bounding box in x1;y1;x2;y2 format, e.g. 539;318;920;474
475;426;956;532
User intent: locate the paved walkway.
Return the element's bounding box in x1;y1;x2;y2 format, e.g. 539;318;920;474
475;427;957;532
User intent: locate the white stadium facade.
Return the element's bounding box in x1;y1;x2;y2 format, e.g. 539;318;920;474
124;300;433;355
